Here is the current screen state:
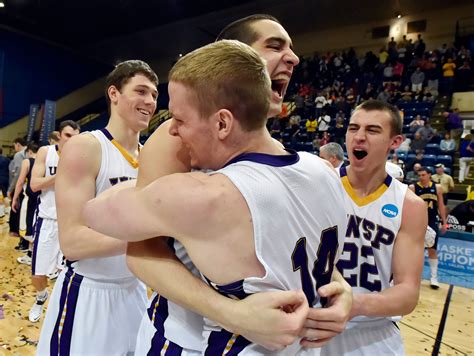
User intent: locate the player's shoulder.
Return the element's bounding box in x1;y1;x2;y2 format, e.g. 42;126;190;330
403;188;426;213
64;132;100;154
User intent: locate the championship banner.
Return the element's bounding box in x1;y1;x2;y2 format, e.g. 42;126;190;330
424;237;474;289
26;104;40;141
39;100;56;145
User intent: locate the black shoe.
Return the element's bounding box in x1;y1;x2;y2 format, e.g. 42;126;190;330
14;244;29;252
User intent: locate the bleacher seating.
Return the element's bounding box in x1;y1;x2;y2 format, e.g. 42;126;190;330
422;154;437;167
437;155;453;167
424;143;440;155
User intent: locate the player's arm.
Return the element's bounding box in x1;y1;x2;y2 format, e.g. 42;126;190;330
350;190;426;317
56;134;128;260
436;184;447;234
448;177;454;192
83;122;308;350
86;176;310;349
11;159;30;213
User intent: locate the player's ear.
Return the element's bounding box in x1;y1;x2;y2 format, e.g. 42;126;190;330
390;134;404;151
108;85;119;105
215;109;234;140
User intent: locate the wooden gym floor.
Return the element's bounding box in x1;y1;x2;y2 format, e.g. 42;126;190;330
0;218;472;355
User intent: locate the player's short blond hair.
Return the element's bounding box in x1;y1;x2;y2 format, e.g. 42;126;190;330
169;40;271;131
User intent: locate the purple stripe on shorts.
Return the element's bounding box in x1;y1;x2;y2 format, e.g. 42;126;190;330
31;216;43;276
205;330;251;355
58;272;84;356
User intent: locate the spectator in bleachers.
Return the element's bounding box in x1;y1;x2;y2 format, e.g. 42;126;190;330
416;122;436;142
317;110;331;137
333;116;346;147
397;134;411;154
456;61;472;92
294;93;304;117
409;115;425;133
304;94;315;117
319;142;345;169
320;131;331;146
269;117;281;137
392;60;404;83
432;163;455;205
397;43;407;63
314;91;327;118
422;90;435;104
305;115;318;141
410;67;425;92
458;133;474;184
0;148;10;196
410;133;428;152
440;132;456;155
379;46;389;65
383;62;394;82
400;85;413;102
444;108;463;145
388;150;406;173
414;34;425;54
405;163;423;185
288;115;301;147
362;82;376;100
376;86;390;103
442;58;456;94
345;88;356;106
407;149;425;171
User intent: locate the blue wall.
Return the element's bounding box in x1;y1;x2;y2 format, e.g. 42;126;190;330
0;29;112;128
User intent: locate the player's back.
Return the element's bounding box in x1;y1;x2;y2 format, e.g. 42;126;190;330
203;151;347;355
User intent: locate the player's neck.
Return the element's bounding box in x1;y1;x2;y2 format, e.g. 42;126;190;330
236;128;286;156
105;121;140;153
217;128;287;168
346;166;387;197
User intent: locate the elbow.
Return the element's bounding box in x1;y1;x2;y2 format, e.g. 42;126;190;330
30;180;41;192
60;240;79;261
401;290;420;315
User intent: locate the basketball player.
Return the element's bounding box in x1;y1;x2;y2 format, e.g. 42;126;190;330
36;61;158;355
84;40;347;354
409;167;447;289
12;142;40;266
128;15;351;353
29;121;80;323
320;100;427;355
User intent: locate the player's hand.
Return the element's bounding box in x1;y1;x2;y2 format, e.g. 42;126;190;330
11;197;19;213
300;281;352;348
229;290;309;351
441;224;447;235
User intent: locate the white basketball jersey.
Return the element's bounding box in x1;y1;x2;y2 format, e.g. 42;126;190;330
337;166;407;325
38;145;59;219
144;239;204;351
70;129;139;279
203;151;347;355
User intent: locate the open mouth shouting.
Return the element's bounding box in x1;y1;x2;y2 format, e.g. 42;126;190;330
352;149;368;160
270;72;291;102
